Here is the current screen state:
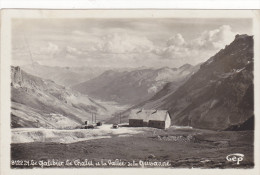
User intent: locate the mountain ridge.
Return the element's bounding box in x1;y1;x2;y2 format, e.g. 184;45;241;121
72;64;200;105
109;34;254;130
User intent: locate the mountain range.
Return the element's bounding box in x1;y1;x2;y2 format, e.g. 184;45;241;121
21;62;112;87
109;34;254;130
72;64;200;105
12;34;254;131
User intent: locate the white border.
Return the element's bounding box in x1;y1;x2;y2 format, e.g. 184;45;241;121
1;9;260;175
0;0;260;9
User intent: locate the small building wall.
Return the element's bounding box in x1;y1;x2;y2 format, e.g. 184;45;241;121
165;113;171;128
129;119;144;127
148;120;165;129
143;121;148;127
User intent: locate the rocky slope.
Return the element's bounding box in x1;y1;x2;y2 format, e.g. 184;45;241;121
117;34;254;130
11;66;108;129
72;64;199;105
225;115;254;131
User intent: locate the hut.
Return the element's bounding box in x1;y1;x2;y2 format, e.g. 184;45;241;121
129;109;171;129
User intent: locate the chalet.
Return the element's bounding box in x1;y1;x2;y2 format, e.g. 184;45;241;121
129;109;171;129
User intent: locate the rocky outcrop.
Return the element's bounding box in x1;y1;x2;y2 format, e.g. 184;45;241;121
225;116;254;131
11;66;22;86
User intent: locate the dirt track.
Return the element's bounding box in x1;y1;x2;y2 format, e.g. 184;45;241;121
11;124;144;144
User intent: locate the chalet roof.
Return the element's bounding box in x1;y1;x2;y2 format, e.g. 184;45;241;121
129;109;169;122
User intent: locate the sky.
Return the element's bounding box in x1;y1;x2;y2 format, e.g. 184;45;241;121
12;18;252;68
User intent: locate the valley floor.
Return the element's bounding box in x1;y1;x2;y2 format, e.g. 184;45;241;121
11;125;254;169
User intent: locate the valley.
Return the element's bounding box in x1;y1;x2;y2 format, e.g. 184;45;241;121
11;66;126;129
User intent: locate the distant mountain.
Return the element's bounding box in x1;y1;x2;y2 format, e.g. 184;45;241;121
72;64;200;105
21;63;111;87
11;66;108;129
124;34;254;130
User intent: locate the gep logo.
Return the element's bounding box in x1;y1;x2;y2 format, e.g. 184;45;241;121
226;153;244;165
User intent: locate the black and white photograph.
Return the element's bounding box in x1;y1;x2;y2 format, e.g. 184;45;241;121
1;10;260;174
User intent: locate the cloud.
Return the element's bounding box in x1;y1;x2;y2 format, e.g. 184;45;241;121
190;25;235;50
72;30;87;36
166;33;186;47
154;25;237;65
95;33;154;54
39;42;60;57
65;46;83;56
18;25;238;67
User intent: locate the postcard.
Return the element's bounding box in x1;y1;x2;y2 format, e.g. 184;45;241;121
1;9;260;175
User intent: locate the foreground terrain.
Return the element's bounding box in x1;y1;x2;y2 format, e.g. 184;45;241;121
11;125;254;168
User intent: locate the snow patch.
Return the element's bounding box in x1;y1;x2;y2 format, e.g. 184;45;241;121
235;67;246;73
148;86;158;94
205;57;214;66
